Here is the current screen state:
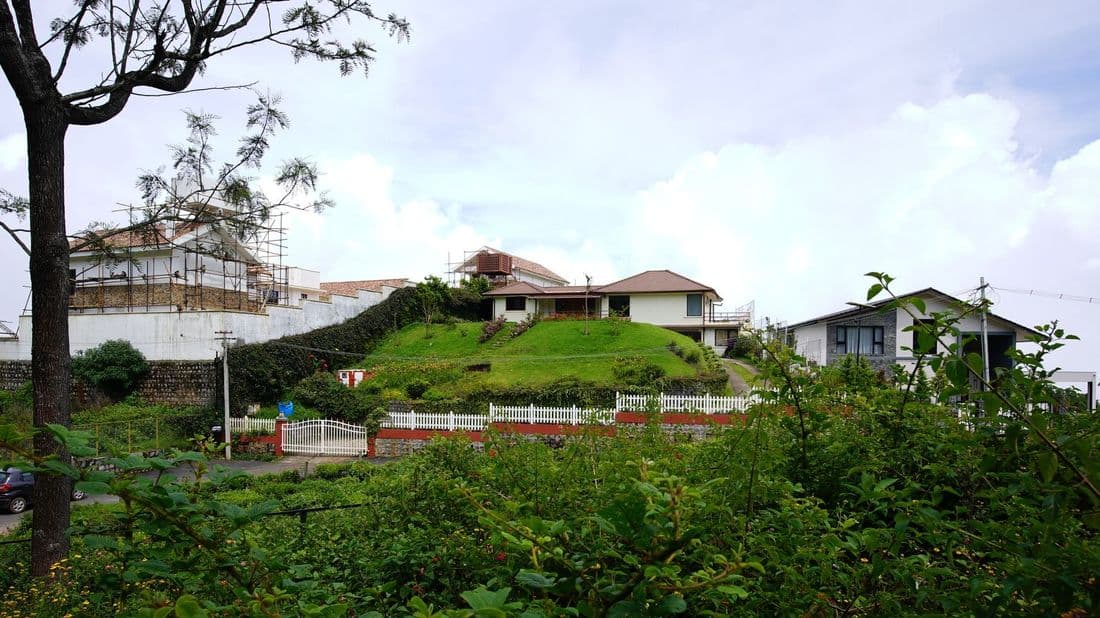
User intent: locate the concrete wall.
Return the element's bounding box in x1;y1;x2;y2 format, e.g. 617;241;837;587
627;293;708;328
792;323;827;364
493;296;535;322
0;288;383;361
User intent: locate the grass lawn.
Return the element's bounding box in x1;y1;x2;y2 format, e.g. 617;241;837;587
355;319;706;397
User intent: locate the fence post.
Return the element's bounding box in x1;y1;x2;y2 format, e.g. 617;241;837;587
274;414;287;456
321;421;326;455
705;392;712;415
572;405;578;425
615;391;620;413
526;403;533;424
449;411;455;431
410;410;417;431
489;402;494;423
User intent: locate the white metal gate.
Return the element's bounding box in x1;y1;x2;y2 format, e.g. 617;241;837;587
281;419;369;456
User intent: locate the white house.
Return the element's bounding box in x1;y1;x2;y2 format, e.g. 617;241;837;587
484;270;753;352
0;218;406;361
787;287;1041;373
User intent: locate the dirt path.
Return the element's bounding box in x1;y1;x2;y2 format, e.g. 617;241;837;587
721;358;760;394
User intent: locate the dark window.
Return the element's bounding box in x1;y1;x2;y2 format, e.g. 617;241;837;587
609;295;630;317
505;296;526;311
686;293;703;317
835;325;885;355
912;319;937;354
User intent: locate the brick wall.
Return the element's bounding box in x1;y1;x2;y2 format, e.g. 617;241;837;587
0;360;218;407
70;282;259;312
824;309;899;371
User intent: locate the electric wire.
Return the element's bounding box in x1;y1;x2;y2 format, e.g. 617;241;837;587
991;285;1099;305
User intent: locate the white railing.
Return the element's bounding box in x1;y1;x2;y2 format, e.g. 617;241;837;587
229;417;276;435
282;419;369;456
615;392;758;414
382;411;489;431
489;403;615;425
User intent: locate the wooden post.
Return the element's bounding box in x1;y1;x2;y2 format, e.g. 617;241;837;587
571;405;579;425
529;403;535;425
449;411;455;431
410;410;417;431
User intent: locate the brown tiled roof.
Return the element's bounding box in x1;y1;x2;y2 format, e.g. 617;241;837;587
483;281;546;296
462;247;569;285
69;222;201;251
597;270;721;299
319;278;410;297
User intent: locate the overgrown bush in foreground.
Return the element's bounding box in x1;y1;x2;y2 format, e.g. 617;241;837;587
0;275;1096;616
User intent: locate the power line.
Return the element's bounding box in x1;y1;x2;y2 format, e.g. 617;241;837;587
992;286;1099;305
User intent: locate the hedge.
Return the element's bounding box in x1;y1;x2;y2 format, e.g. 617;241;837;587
224;287;479;411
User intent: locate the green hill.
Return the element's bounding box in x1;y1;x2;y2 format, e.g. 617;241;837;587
351;319;712;399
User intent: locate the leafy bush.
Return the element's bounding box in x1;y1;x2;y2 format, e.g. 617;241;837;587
405;379;430;400
612;355;667;386
227;287;478;410
290;371;386;429
510;314;538;338
725;333;761;359
71;339;149;400
479;315;507;343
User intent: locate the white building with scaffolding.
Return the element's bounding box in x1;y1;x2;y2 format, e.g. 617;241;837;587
0;199;405;361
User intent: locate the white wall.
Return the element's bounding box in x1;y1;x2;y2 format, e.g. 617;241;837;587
514;271;566;287
493;296;535;322
0;288;383;361
893;295;1030;360
627;293;707;327
792;322;827;364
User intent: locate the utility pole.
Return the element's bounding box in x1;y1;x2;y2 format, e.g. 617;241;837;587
979;277;991;388
215;330;237;460
584;274;592;335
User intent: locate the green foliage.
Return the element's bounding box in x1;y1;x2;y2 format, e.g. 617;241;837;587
405;379;430;400
3;274;1098;616
227;287;478;410
478;315;507;343
417;276;453;336
71;339;150;400
291;371;386;429
724;333;761;359
612;355;667;386
460;275;492;296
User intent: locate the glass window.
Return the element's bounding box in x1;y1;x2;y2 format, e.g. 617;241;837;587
609;295;630;317
835;325;885;355
505;296;526;311
686;294;703;317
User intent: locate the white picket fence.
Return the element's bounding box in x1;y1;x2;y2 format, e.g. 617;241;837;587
282;419;369;456
489;403;615;425
381;404;616;431
229;417;276;435
615;392;758;414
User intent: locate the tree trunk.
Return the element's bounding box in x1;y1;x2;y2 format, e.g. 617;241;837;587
25;104;73;577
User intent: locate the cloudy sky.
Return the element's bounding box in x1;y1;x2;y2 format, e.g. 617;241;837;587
1;1;1098;372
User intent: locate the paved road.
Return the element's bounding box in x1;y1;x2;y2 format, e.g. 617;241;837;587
0;455;370;534
721;358;760;394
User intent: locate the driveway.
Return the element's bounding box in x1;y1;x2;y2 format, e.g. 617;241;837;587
0;455;378;534
721;358;760;394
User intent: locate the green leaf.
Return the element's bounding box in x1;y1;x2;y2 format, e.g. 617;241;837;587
609;600;643;617
655;594;687;614
173;595;208;618
718;585;749;599
910;297;926;315
866;284;883;301
461;587;511;611
1037;452;1058;483
515;570;555;589
75;480;112;495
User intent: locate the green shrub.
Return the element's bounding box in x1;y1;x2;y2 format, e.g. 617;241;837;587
71;339;149;400
612;355;667;386
725;332;761;359
405;379;430;399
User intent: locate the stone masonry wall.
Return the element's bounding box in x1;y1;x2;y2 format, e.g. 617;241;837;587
70;282;259;312
824;310;898;371
0;359;218;407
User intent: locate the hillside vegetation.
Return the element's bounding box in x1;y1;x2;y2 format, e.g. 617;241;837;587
352;319;718;399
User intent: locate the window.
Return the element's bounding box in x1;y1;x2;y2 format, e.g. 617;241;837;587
686;293;703;317
505;296;526;311
834;325;885;355
912;319;938;354
609;295;630;317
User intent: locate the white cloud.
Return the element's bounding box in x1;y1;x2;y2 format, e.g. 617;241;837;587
280;153;493;282
0;133;25;172
627;94;1100;333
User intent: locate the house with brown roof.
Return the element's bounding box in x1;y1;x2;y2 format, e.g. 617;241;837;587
453;246;569;288
484;269;752;351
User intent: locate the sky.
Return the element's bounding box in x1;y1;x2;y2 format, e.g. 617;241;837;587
0;0;1097;375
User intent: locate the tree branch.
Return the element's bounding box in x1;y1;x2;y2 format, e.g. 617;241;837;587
0;219;30;256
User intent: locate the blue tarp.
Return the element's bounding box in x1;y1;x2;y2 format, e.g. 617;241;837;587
277;401;294;417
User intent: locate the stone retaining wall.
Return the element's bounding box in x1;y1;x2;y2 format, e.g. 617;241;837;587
0;360;218;407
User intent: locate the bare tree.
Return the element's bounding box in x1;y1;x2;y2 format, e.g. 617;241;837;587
0;1;408;576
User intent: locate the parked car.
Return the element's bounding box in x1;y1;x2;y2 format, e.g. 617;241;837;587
0;468;87;514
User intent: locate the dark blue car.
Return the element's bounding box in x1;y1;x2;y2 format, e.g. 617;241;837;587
0;468;87;514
